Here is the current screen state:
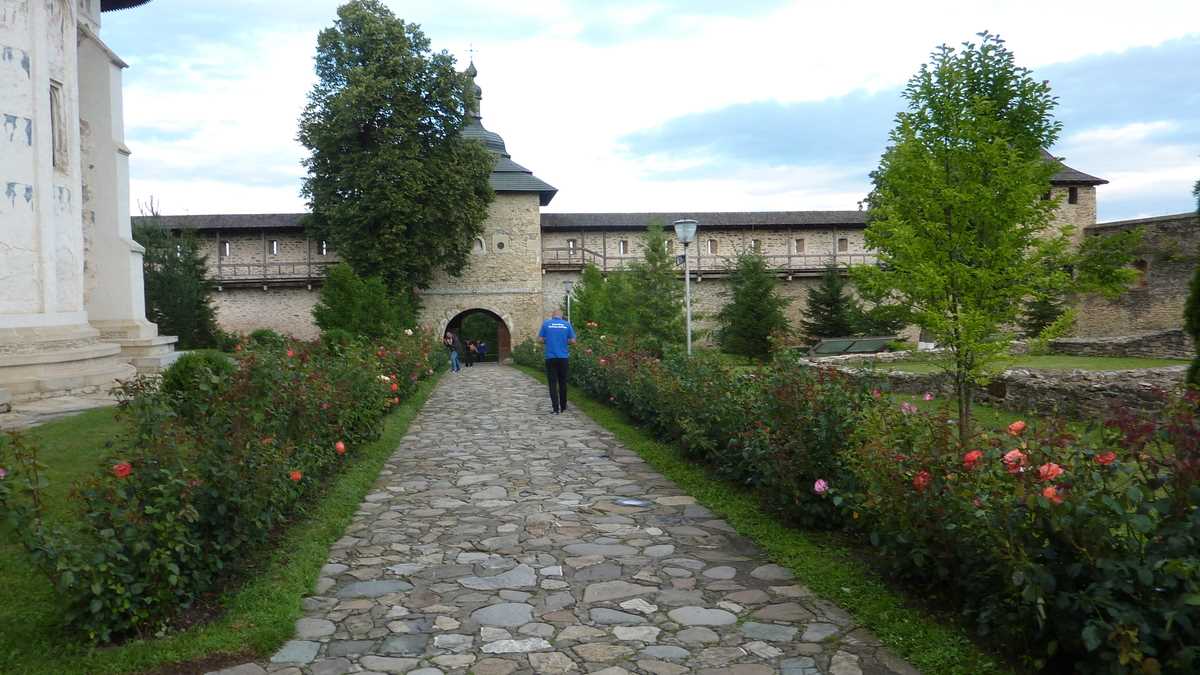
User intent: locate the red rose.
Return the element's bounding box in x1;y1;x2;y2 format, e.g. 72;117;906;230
112;462;132;479
962;450;984;471
1007;420;1027;436
913;470;931;492
1037;462;1064;482
335;441;346;455
286;349;296;358
1095;451;1116;465
390;382;399;392
289;470;302;482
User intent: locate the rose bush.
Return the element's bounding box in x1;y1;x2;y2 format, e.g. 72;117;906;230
0;330;444;642
547;325;1200;672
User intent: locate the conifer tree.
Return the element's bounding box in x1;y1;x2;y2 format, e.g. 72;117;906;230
716;251;790;358
800;265;858;344
625;220;685;353
132;214;221;349
1186;179;1200;386
312;263;410;339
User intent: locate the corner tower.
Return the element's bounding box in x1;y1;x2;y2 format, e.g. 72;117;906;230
419;62;556;358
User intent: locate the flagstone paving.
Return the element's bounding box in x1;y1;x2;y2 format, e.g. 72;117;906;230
216;364;919;675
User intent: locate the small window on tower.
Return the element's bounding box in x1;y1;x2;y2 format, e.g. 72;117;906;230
1068;187;1079;204
270;240;279;256
795;238;806;254
751;239;762;253
567;239;576;252
1133;259;1149;287
619;240;629;255
319;240;328;256
838;237;849;253
707;239;718;255
220;241;231;258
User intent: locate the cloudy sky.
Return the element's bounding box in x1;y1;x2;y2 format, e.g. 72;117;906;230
100;1;1200;222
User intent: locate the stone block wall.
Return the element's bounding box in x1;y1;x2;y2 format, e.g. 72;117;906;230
1074;212;1199;337
1050;330;1195;360
212;287;320;340
1049;185;1098;246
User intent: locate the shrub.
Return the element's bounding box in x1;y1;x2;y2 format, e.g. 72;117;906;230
512;339;543;369
248;328;287;347
0;330;444;643
159;350;237;421
562;331;1200;671
838;393;1200;672
313;263;412;339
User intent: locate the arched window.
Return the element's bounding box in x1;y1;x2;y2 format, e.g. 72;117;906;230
474;237;486;254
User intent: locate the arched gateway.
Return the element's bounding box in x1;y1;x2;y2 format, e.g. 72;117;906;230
442;308;512;362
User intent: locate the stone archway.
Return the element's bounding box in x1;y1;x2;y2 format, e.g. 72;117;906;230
443;308;512;363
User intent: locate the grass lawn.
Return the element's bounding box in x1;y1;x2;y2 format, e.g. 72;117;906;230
514;364;1009;675
876;354;1187;374
0;373;441;675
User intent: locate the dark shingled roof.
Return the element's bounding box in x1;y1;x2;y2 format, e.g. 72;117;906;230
101;0;152;11
136;213;305;231
1044;149;1108;186
462;64;556;206
541;211;868;231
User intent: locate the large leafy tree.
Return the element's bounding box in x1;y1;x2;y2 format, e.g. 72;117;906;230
854;32;1136;442
298;0;494;312
715;251;791;358
132;211;221;350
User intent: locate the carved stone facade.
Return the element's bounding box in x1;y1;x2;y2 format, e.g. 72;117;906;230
0;0;173;406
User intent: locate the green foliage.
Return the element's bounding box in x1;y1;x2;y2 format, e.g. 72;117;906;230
1026;307;1077;356
1186;180;1200;387
159;351;236;422
132;217;221;350
298;0;494;298
312;263;413;338
854;33;1135;441
561;223;683;354
458;313;498;355
624;220;685;353
562;333;1200;671
0;332;443;643
715;251;791;358
800;265;858;343
511;339;542;368
843;395;1200;673
247;328;287;348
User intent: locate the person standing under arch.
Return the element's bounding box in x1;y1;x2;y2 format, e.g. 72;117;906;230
538;309;576;414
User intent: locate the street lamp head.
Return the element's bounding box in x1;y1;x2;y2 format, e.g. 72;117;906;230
563;280;574;291
672;219;698;245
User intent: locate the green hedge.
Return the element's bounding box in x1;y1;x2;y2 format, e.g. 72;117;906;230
0;332;444;643
514;331;1200;673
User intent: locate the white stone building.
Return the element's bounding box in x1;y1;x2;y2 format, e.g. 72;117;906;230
0;0;174;408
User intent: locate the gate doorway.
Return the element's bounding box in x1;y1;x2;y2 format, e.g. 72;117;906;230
446;309;511;363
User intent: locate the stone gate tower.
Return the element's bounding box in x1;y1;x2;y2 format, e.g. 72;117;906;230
418;63;556;358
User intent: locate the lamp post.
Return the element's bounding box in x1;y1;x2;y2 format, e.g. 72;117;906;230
672;219;698;356
563;280;574;323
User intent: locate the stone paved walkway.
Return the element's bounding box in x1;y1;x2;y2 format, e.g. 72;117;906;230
220;364;918;675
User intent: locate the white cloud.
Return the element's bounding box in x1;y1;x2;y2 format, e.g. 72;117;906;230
101;0;1200;215
1069;121;1180;144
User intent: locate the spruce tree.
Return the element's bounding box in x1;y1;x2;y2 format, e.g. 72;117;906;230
716;251;791;358
800;265;858;344
625;220;684;353
1186;179;1200;387
132;216;220;349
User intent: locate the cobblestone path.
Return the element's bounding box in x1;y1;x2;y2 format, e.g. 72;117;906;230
224;365;918;675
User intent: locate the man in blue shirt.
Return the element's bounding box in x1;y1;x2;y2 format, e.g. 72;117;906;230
537;309;576;414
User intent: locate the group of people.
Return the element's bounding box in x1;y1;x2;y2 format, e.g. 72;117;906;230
442;309;578;415
442;331;488;373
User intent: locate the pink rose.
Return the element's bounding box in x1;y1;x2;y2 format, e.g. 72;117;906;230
813;479;830;495
962;450;984;471
1007;420;1027;436
1037;462;1064;482
913;470;931;493
1095;452;1116;465
1002;449;1028;475
923;392;934;401
1042;485;1063;504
